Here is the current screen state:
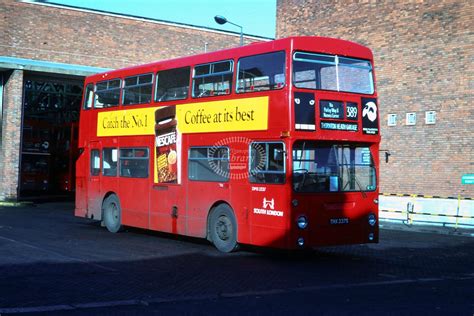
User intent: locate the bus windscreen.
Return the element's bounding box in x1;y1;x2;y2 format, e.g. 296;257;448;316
292;141;376;193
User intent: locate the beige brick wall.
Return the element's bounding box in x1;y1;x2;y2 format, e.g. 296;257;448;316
0;0;260;69
0;70;23;201
277;0;474;197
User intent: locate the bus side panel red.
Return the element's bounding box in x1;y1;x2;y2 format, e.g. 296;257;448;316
185;181;230;238
150;185;187;235
119;178;150;229
228;184;252;245
75;149;87;218
248;185;291;249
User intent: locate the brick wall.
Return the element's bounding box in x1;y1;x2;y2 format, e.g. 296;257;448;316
0;0;260;69
0;70;23;201
277;0;474;197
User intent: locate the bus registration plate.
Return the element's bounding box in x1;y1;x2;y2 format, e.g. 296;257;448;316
330;218;349;225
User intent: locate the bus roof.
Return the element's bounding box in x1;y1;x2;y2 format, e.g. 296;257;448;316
86;36;374;82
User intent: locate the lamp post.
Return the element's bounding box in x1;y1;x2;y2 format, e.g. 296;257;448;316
214;15;243;46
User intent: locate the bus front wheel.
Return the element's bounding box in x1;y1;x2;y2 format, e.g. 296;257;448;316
102;194;123;233
209;204;238;253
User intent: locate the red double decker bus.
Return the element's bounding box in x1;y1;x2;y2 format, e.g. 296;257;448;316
75;36;380;252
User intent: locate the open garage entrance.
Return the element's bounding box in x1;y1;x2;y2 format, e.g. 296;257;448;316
0;57;107;202
19;74;83;199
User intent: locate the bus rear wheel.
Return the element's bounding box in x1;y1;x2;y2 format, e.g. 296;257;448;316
209;204;238;253
103;194;123;233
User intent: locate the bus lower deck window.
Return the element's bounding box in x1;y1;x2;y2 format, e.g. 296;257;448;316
249;142;285;184
188;147;229;182
119;148;149;178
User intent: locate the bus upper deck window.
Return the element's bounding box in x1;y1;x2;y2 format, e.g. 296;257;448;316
155;67;190;102
83;84;94;109
293;52;374;95
94;79;121;108
123;74;153;106
192;60;233;98
237;51;285;93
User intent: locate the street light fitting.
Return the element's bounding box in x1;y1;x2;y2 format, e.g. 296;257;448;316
214;15;227;25
213;15;243;46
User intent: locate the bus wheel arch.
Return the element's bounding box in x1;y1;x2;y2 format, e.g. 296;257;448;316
207;202;239;253
102;193;123;233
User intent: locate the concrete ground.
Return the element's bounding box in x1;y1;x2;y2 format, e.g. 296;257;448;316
0;202;473;315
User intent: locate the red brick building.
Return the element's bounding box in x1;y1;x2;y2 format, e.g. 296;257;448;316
277;0;473;198
0;0;265;200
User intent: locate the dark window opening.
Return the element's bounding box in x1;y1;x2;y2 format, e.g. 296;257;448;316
293;52;374;94
193;60;233;98
95;79;121;108
90;149;100;176
292;141;376;193
119;148;149;178
249;142;285;184
123;73;153;105
188;147;229;182
156;67;190;102
237;51;285;93
83;84;94;109
103;148;118;176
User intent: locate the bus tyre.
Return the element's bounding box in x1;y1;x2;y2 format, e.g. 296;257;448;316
103;194;123;233
209;204;238;253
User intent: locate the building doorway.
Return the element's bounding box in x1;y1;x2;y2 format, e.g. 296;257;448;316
20;74;83;198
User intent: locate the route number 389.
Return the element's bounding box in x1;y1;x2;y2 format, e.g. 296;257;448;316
347;106;358;119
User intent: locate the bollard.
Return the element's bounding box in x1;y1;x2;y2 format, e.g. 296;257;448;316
454;194;461;231
406;201;414;225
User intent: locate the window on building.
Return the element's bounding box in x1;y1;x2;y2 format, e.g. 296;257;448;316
406;112;416;126
387;114;397;126
95;79;121;108
188;147;229;182
122;74;153;105
103;148;118;176
193;60;233;98
236;51;285;93
249;142;285;184
119;148;149;178
90;149;100;176
156;67;190;102
425;111;436;125
83;84;94;109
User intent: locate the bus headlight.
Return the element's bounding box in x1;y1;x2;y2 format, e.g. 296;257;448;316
297;237;305;247
368;213;377;226
297;216;308;229
368;233;375;241
292;199;299;207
